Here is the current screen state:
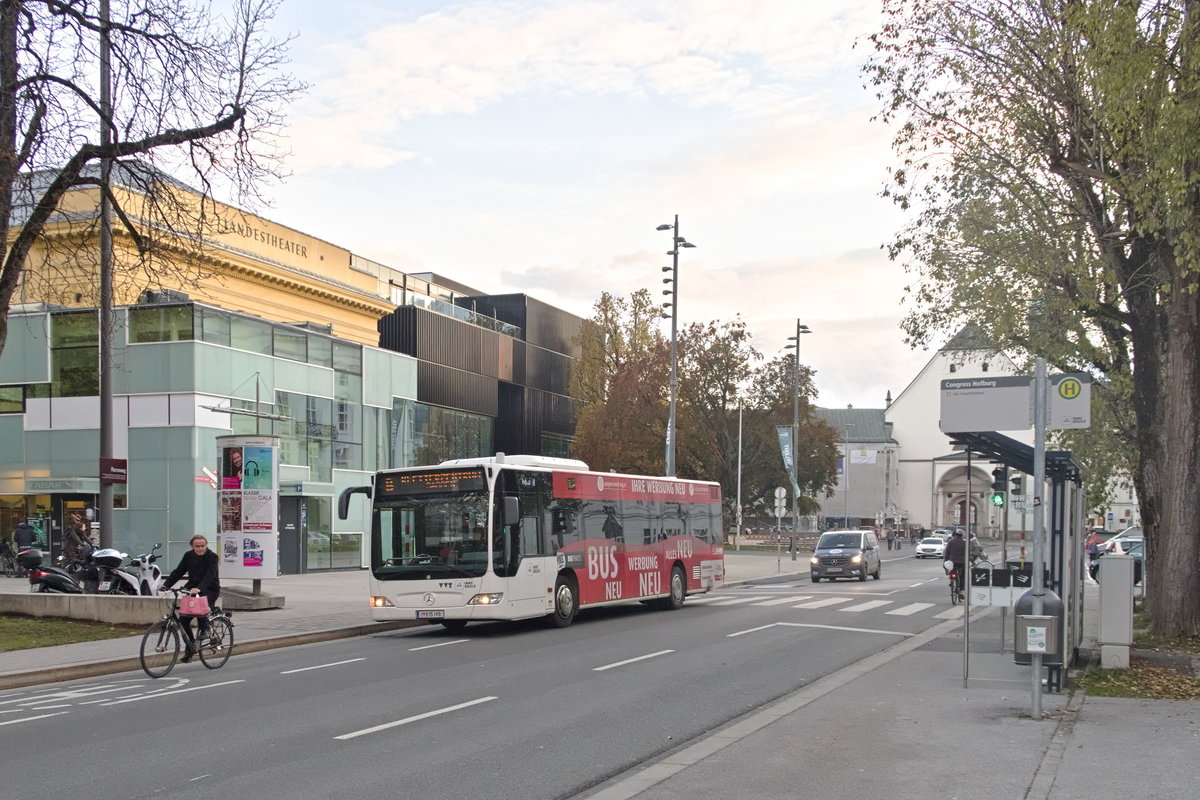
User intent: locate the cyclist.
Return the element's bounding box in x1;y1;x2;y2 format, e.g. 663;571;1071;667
944;531;967;596
161;535;221;663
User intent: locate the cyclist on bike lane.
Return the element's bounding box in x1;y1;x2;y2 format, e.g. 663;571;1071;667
944;531;967;596
161;535;220;662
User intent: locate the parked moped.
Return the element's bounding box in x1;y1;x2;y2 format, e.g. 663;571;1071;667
108;544;164;595
23;549;86;594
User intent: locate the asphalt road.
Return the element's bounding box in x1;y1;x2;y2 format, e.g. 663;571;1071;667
1;552;958;800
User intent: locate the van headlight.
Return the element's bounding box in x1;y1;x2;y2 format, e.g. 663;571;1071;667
810;556;819;565
850;554;863;564
468;593;504;605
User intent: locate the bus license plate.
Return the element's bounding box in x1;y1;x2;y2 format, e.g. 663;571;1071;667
416;610;444;619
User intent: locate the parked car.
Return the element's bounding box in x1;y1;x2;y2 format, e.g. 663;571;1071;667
931;529;952;541
1090;541;1143;584
1100;526;1143;554
914;538;946;559
810;529;882;582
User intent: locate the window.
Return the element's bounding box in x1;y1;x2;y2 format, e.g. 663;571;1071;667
230;316;271;353
273;327;307;363
50;312;98;397
128;305;194;343
198;306;231;346
0;386;24;413
333;341;362;375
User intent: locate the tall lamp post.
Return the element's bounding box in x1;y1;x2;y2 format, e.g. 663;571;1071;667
657;215;696;477
843;422;855;526
784;321;812;533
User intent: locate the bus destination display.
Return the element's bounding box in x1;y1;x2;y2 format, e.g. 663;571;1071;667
377;468;487;497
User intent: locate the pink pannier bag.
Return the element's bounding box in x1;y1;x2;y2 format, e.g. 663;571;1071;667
179;594;210;616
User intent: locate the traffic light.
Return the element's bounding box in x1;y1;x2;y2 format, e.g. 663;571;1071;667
1011;474;1024;496
990;467;1007;506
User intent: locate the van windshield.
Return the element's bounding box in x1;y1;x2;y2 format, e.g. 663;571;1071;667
817;533;861;549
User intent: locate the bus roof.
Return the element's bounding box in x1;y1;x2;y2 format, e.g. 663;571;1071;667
438;454;592;471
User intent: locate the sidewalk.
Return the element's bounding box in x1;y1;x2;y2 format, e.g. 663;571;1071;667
3;552;1197;798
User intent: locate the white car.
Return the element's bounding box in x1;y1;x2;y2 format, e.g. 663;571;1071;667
1100;526;1143;554
915;538;946;559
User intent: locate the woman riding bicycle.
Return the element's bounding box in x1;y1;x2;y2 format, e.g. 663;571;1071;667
161;535;220;663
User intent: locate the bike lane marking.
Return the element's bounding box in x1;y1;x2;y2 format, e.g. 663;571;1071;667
281;658;367;673
98;679;244;705
335;696;497;741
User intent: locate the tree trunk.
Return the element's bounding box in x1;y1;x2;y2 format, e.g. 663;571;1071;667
1150;272;1200;636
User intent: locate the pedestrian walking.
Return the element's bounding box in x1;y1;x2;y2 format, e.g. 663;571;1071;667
885;528;895;551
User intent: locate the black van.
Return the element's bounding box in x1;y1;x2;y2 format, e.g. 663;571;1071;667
810;529;882;582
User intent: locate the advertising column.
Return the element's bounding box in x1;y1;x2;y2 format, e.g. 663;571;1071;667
216;434;280;579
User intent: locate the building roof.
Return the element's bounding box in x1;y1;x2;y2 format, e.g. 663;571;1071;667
816;407;895;443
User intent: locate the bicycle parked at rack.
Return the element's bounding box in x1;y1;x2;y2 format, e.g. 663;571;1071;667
139;587;234;678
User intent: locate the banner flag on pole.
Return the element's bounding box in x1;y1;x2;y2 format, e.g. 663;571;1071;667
775;426;801;497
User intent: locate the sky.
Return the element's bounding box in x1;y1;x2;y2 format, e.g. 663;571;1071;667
250;0;937;410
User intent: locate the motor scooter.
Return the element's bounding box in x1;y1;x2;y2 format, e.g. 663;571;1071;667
22;549;86;594
92;548;138;595
108;543;164;595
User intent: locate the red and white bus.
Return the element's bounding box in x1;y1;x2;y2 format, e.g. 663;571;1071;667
338;454;725;628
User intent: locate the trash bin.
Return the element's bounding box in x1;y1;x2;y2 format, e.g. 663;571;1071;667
1013;587;1064;666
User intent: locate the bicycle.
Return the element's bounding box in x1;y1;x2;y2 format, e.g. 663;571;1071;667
1;543;20;578
139;588;235;678
944;560;963;606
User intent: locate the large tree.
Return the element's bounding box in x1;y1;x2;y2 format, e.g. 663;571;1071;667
0;0;300;352
866;0;1199;635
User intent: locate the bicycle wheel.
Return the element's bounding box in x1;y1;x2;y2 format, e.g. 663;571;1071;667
198;617;234;669
950;586;961;606
140;619;181;678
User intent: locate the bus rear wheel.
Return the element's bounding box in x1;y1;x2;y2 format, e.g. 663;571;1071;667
657;565;686;610
550;574;577;628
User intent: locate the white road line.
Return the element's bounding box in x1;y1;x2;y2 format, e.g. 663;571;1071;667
593;650;675;672
934;607;964;619
707;596;771;606
29;704;72;710
99;680;245;706
281;658;367;674
887;602;935;616
408;639;469;651
335;696;497;741
0;711;70;726
909;583;925;587
727;624;781;638
753;596;813;606
793;597;853;609
840;600;892;613
777;622;913;637
684;595;721;604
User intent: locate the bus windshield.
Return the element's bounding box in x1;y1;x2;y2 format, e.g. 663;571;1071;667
372;490;491;580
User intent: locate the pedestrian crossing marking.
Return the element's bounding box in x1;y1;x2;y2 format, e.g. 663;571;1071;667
934;606;964;619
887;603;935;616
840;600;892;613
753;596;813;606
792;597;853;609
705;596;772;606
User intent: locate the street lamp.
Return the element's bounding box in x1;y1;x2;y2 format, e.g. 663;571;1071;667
844;422;855;526
657;215;696;478
784;321;812;533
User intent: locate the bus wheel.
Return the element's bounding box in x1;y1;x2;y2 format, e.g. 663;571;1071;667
440;619;468;630
659;565;686;610
551;574;577;628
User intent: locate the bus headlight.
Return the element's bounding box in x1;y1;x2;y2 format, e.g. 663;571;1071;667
468;593;504;605
370;596;394;608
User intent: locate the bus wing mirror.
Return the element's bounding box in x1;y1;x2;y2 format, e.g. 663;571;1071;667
504;496;519;526
338;485;373;520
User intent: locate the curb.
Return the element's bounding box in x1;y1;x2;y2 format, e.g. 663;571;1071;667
0;620;419;691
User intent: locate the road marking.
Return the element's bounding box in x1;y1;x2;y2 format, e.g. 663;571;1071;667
0;711;70;726
934;607;964;619
408;639;469;651
753;596;813;606
99;680;244;706
706;596;771;606
792;597;852;609
335;696;498;740
594;650;675;672
777;622;913;637
840;600;892;613
29;704;71;710
887;603;935;616
909;583;925;587
727;624;780;638
281;658;367;674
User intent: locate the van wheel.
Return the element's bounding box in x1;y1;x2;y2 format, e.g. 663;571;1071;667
858;570;868;582
550;574;577;628
811;576;820;583
873;564;882;580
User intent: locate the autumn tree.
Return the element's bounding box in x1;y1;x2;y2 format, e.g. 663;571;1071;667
0;0;301;353
866;0;1199;634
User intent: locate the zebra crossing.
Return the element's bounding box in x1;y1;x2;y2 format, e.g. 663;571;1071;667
687;592;961;619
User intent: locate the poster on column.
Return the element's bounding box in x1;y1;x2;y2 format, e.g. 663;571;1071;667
215;434;279;578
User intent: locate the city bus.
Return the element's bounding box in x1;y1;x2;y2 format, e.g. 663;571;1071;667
337;454;725;628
